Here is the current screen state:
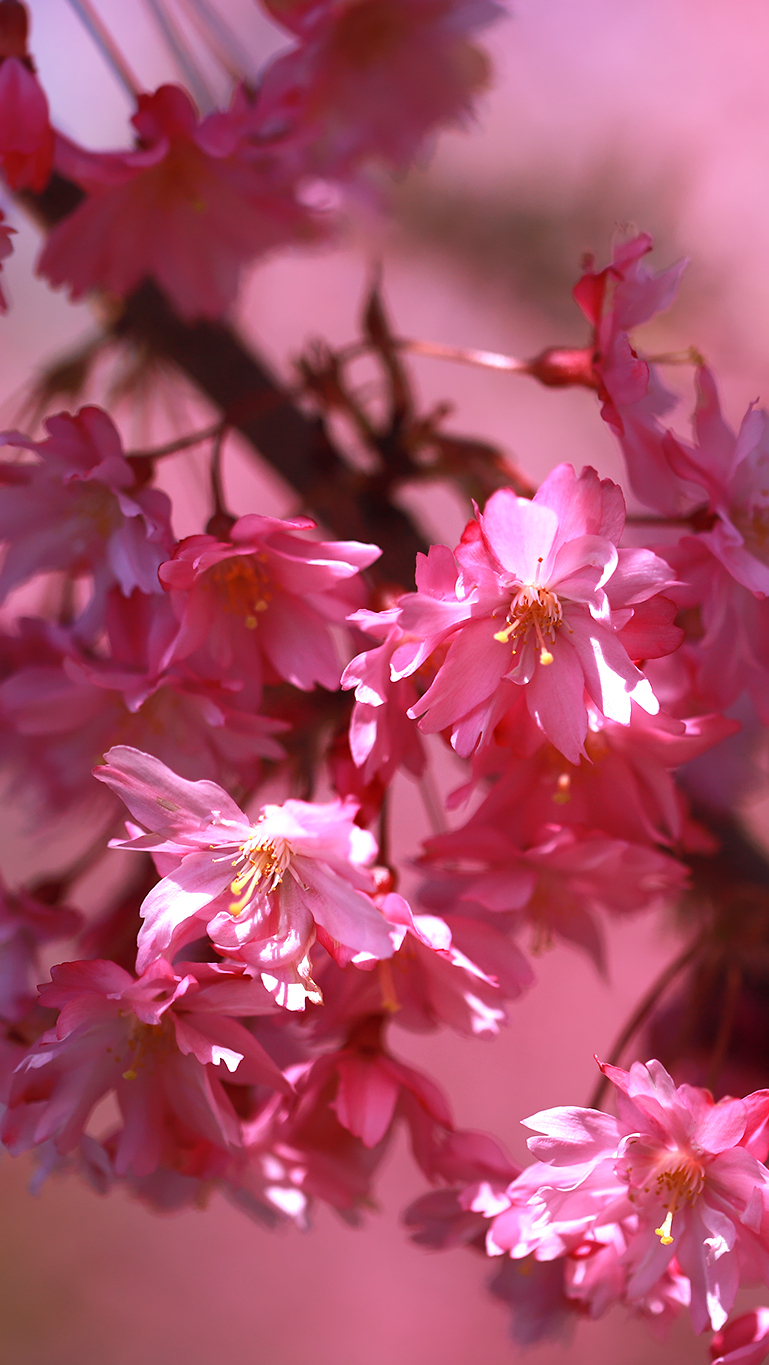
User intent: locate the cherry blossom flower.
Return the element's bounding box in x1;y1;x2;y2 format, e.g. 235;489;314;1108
711;1309;769;1365
489;1059;769;1333
392;464;674;762
258;0;503;176
314;892;533;1038
39;84;323;320
0;406;173;625
341;606;426;786
0;877;80;1023
159;514;380;693
573;233;690;515
420;811;687;971
0;1;53;192
94;746;396;1006
1;957;289;1177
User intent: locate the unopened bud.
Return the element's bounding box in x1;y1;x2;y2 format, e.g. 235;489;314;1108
524;346;598;390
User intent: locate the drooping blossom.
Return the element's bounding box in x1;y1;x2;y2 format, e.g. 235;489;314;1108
420;806;688;972
0;1;53;192
1;957;290;1178
390;464;675;762
39;84;323;320
258;0;503;176
94;746;396;1007
451;696;738;852
159;514;380;693
313;891;533;1038
0;406;173;626
711;1309;769;1365
655;367;769;720
572;233;691;515
484;1059;769;1333
341;606;426;788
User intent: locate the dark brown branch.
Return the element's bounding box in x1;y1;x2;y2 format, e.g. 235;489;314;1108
20;175;427;586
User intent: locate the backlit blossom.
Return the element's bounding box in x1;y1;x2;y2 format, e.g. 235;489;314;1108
94;746;396;1007
1;957;289;1177
488;1060;769;1333
392;464;674;762
711;1309;769;1365
160;514;380;693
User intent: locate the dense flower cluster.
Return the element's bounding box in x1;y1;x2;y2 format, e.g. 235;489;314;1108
0;3;768;1361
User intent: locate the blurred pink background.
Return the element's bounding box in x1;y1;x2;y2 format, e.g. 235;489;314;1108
2;2;769;1361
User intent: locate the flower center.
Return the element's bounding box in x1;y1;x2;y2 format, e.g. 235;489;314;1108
209;554;271;630
493;582;563;665
229;829;292;916
623;1144;706;1245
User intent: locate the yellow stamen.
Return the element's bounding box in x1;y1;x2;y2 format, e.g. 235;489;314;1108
655;1210;674;1245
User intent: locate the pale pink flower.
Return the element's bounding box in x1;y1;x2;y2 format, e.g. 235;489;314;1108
0;3;53;192
159;514;380;692
454;698;737;851
341;607;426;785
1;957;289;1177
258;0;503;175
393;464;673;762
420;805;688;971
315;892;533;1037
0;406;173;621
94;746;395;1006
574;232;690;515
711;1309;769;1365
39;84;323;320
496;1060;769;1333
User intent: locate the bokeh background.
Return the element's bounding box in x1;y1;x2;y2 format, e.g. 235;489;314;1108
1;2;769;1361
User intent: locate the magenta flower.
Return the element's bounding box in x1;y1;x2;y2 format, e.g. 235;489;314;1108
0;406;173;617
39;84;323;320
258;0;504;176
494;1060;769;1333
94;746;396;1007
160;514;380;692
711;1310;769;1365
393;464;674;762
341;607;426;785
1;957;290;1178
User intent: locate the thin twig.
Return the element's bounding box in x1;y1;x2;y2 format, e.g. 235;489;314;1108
397;339;529;374
65;0;142;99
126;420;224;461
587;934;706;1111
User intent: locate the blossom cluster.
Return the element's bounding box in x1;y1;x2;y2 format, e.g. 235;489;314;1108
0;2;768;1361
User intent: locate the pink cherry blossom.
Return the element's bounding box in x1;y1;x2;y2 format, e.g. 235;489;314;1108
39;84;323;320
258;0;503;176
94;746;396;1006
314;892;533;1037
392;464;674;762
0;877;80;1023
159;514;380;693
490;1060;769;1333
0;406;173;622
1;957;289;1178
711;1309;769;1365
341;607;426;786
573;232;690;515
